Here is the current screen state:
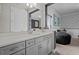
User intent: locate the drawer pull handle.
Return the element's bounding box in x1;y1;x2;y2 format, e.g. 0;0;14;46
39;47;42;48
21;53;25;55
10;47;18;51
28;43;31;44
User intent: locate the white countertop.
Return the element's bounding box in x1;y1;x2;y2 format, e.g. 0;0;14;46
0;30;53;47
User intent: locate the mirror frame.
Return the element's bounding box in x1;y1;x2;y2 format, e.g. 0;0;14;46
28;9;40;29
45;3;54;28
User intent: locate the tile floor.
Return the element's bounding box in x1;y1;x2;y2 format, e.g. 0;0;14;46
54;38;79;55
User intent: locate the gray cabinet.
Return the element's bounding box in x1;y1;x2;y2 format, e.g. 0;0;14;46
26;39;35;47
26;45;38;55
38;40;48;55
0;33;54;55
50;33;55;50
47;34;55;53
12;49;25;55
44;34;54;54
0;41;25;55
26;39;38;55
35;36;44;44
26;36;51;55
47;38;52;54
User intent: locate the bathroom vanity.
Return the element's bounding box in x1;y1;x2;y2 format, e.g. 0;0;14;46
0;30;54;55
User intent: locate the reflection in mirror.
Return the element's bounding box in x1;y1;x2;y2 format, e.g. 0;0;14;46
47;3;61;30
30;10;41;29
0;3;45;33
31;19;39;28
29;3;46;32
0;3;38;33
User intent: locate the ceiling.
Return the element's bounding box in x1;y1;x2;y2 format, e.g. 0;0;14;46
10;3;79;16
49;3;79;16
10;3;45;12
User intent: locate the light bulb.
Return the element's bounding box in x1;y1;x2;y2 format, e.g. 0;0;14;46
25;3;37;9
33;3;37;7
26;3;29;7
30;5;33;8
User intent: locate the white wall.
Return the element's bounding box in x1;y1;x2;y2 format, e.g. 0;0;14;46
0;4;28;32
11;5;28;32
0;4;11;32
61;12;79;38
61;12;79;28
0;4;2;32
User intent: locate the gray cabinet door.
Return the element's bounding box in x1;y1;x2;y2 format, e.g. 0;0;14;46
38;40;48;55
0;41;25;55
47;38;52;54
26;45;38;55
44;35;52;54
12;49;25;55
26;39;35;47
50;33;55;50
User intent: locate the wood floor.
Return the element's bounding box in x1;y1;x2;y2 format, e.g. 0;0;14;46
55;38;79;55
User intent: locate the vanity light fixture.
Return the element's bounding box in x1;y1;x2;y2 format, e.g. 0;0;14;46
25;3;37;9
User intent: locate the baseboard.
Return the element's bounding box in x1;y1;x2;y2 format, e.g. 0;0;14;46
48;51;52;55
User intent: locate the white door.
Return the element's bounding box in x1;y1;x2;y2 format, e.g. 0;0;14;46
38;40;48;55
26;45;38;55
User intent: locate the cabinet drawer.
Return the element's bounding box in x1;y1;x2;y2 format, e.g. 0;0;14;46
0;41;25;55
46;35;50;38
12;49;25;55
35;37;44;44
26;45;38;55
26;39;35;47
44;35;51;39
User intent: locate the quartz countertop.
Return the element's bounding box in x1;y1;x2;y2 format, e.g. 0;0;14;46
0;30;53;47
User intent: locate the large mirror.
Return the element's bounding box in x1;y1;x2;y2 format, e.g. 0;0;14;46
0;3;45;33
30;9;41;29
29;3;46;31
